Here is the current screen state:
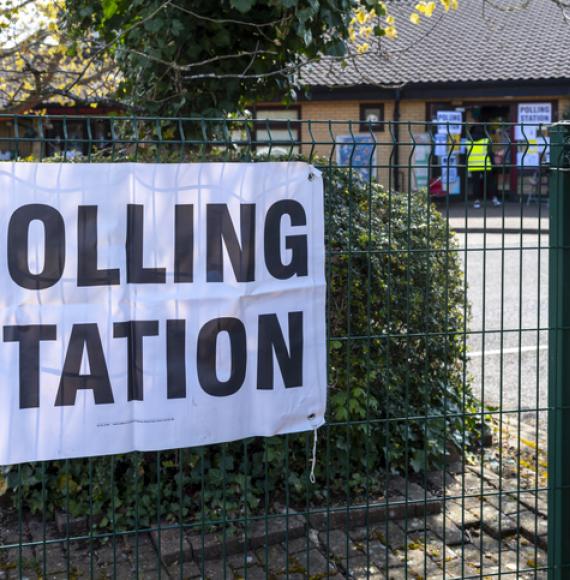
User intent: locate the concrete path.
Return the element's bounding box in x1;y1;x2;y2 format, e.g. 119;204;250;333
438;201;549;234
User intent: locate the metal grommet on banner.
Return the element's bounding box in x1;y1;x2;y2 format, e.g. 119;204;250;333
308;172;315;181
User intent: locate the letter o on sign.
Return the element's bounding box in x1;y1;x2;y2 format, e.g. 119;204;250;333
197;317;247;396
8;204;66;290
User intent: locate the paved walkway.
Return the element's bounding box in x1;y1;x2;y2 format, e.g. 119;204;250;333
0;419;548;579
438;201;549;234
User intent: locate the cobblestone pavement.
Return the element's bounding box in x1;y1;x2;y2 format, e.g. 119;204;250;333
0;418;547;579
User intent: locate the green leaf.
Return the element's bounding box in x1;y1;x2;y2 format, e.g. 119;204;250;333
102;0;119;20
144;17;163;33
296;7;314;25
373;25;386;37
324;39;347;57
171;19;184;36
410;449;427;473
230;0;255;13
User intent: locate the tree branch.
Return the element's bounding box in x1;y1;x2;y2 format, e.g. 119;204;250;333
169;3;293;28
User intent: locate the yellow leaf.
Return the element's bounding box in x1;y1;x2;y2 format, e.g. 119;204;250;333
519;458;532;469
520;437;539;450
408;541;423;550
410;12;421;24
356;8;368;24
416;1;436;17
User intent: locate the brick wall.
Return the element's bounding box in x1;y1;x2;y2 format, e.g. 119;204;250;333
560;97;570;120
299;99;429;190
397;101;428;189
301;100;396;188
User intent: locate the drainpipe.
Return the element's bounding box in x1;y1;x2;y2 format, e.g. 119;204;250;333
393;88;401;192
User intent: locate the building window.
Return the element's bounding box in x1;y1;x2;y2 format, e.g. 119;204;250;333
359;103;385;132
254;106;301;155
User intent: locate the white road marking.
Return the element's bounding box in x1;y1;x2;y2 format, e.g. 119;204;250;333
468;344;548;358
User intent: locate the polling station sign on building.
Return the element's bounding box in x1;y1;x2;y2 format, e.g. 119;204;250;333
255;0;570;200
0;162;327;464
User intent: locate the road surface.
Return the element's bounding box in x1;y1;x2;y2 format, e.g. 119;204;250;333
457;231;548;430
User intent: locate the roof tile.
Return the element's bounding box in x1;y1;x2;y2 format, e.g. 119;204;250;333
302;0;570;87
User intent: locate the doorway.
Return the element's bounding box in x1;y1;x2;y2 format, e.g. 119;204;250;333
467;104;513;198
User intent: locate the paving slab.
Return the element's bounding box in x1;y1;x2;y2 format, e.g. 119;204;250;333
0;419;549;579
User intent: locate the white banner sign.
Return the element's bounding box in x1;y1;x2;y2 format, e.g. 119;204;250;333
515;103;552;141
434;133;448;158
516;138;550;167
436;111;463;135
0;162;327;464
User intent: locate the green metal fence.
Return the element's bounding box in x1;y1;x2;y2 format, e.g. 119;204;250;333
0;114;561;579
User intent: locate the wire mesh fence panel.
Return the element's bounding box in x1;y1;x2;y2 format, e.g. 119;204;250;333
0;114;558;579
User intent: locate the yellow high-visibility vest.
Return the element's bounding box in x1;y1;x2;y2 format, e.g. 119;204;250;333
467;138;492;172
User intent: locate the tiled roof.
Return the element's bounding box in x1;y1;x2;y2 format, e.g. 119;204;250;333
302;0;570;87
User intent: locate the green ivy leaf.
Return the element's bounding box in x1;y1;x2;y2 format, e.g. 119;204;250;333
410;449;427;473
144;17;163;33
230;0;255;13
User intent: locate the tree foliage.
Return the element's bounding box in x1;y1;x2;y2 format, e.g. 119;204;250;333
0;0;118;113
62;0;394;116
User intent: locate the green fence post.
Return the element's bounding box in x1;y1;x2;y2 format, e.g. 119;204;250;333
549;121;570;579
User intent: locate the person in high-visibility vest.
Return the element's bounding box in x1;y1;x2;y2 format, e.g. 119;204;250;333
467;125;501;208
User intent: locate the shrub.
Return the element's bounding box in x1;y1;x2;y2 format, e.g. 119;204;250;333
0;162;479;531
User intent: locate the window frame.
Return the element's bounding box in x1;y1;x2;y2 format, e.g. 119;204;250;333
253;105;302;151
359;103;385;133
